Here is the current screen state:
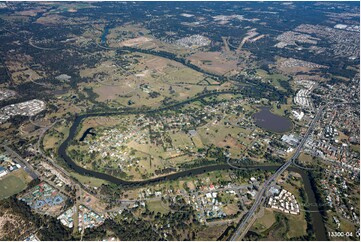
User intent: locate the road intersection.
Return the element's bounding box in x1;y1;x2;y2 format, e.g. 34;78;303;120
229;105;325;240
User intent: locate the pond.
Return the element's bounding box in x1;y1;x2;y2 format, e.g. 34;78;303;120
253;107;293;133
79;127;96;141
101;25;109;46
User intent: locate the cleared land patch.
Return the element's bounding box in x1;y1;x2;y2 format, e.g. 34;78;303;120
78;53;218;108
187;51;239;75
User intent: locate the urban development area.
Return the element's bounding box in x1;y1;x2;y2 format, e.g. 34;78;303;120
0;1;359;241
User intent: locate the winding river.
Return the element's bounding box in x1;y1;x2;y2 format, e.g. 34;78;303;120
57;108;326;240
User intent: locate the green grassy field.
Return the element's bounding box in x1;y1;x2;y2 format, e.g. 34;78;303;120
270;97;293;117
256;69;289;92
0;174;27;200
286;212;307;238
252;208;277;233
70;172;109;187
147;200;170;214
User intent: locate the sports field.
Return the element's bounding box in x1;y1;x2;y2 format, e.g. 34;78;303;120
0;174;27;200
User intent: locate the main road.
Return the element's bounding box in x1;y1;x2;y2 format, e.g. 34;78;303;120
229;105;325;241
1;144;39;180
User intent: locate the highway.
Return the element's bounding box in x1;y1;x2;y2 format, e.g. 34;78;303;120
1;144;39;180
229;105;325;241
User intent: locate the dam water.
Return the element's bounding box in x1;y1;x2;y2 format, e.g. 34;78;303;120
253;107;293;133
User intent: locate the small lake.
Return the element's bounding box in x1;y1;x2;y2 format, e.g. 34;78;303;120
253;107;293;133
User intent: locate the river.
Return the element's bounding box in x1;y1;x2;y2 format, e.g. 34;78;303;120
57;106;326;240
288;167;327;240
